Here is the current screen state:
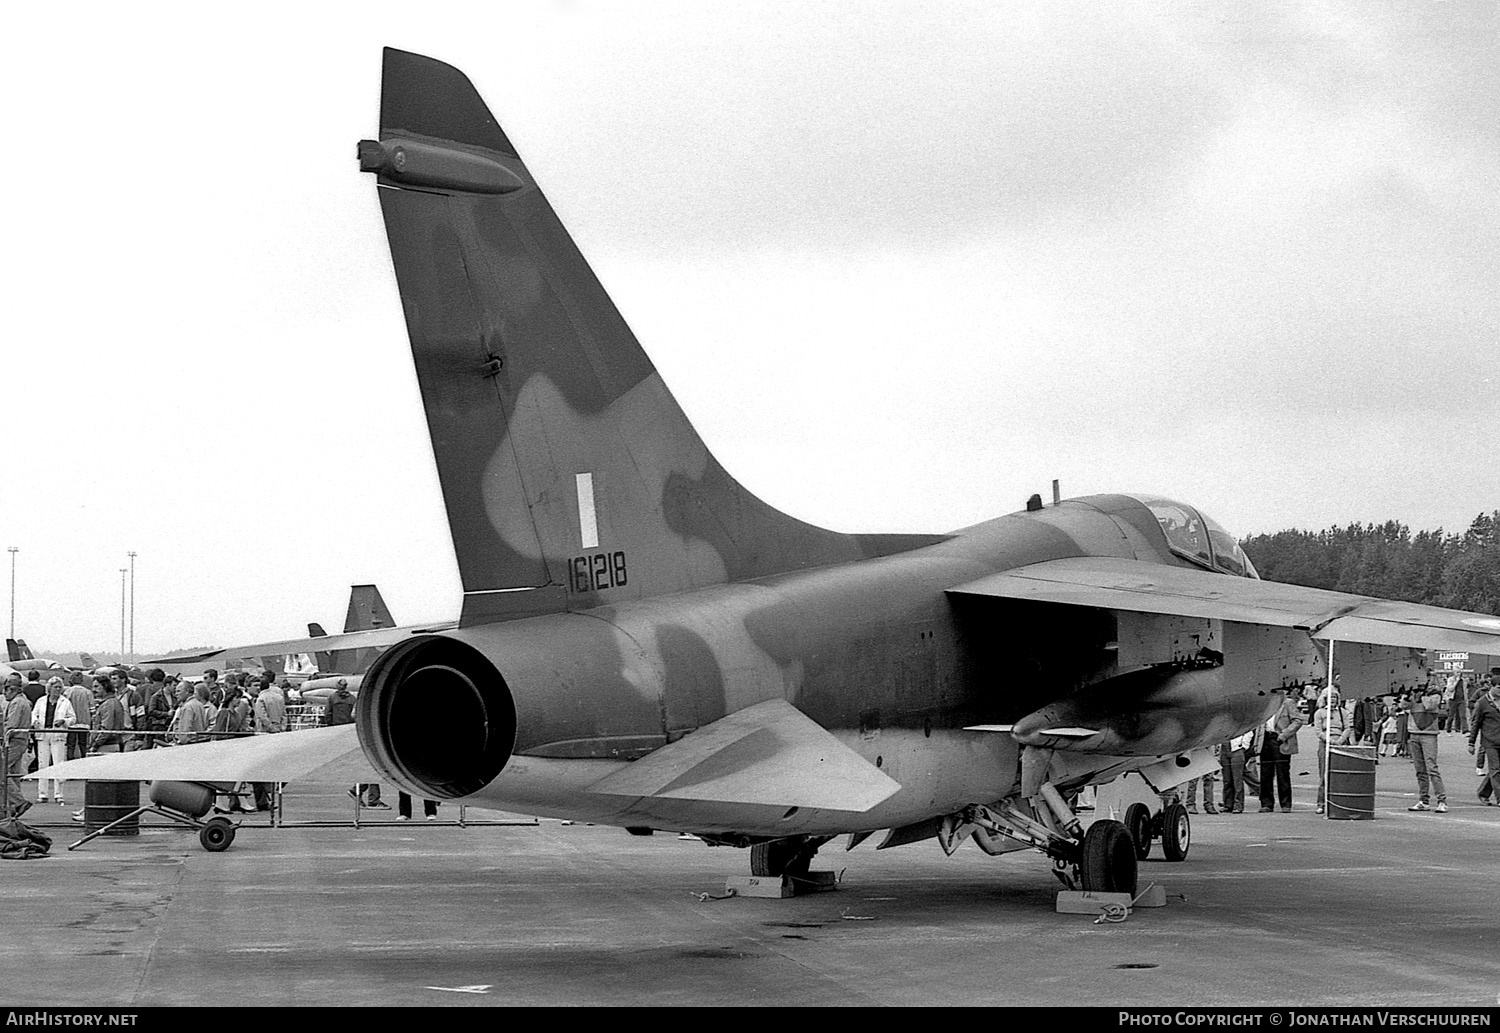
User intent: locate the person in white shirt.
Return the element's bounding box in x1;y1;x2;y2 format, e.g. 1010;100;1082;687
30;677;76;804
1218;729;1255;814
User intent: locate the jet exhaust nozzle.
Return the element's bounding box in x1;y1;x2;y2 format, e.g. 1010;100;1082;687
355;635;516;799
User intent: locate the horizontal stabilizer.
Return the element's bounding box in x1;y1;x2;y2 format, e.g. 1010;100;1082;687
583;699;900;813
22;726;372;783
950;557;1500;653
962;724;1015;733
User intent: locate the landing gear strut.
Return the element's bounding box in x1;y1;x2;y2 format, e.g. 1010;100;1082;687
956;781;1140;895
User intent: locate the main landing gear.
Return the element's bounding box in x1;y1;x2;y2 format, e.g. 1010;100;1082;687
1121;799;1190;862
942;780;1192;896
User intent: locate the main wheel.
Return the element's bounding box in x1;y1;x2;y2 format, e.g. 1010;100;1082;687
1160;801;1191;861
1079;819;1138;896
749;839;799;877
199;817;235;853
1124;802;1153;860
750;837;822;877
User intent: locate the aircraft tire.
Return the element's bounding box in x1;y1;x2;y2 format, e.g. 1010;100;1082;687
750;837;815;878
1160;801;1191;862
1079;819;1137;896
199;818;235;853
1124;803;1153;860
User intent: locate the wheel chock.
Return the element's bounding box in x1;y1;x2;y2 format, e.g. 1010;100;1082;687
1056;884;1167;915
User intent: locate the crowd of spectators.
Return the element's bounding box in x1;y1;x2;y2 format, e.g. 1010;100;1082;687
0;666;302;820
1162;671;1497;819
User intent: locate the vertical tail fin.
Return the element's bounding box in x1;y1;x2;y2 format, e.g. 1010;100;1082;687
333;585;394;672
307;624;332;673
342;584;395;633
361;49;943;625
5;639;21;662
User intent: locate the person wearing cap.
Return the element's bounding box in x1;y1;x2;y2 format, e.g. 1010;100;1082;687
2;674;34;818
1404;682;1448;812
323;679;356;727
30;677;76;804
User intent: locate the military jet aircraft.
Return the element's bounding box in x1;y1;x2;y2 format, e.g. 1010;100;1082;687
4;639;69;674
36;49;1500;894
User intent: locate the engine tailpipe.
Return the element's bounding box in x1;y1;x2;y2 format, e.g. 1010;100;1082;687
355;635;517;799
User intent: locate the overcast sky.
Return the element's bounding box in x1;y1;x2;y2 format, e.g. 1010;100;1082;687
4;1;1497;654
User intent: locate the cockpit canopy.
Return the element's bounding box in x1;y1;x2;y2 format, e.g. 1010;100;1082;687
1127;494;1259;579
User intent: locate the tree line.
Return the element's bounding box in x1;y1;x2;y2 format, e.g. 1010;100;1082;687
1240;512;1500;616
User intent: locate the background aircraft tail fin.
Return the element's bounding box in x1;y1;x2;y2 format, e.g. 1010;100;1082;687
342;585;394;633
5;639;22;662
330;584;394;672
307;624;332;672
363;49;942;624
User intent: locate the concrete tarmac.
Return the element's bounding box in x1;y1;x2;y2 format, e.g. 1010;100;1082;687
3;731;1497;1008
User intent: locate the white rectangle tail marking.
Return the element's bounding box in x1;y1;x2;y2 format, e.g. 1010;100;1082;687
576;472;599;549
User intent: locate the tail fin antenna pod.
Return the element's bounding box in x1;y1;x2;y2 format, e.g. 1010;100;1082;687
363;50;944;625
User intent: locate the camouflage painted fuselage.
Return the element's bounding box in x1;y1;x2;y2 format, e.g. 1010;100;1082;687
357;493;1289;836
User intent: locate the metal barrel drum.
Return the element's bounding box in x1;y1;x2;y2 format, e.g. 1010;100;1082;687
1326;745;1376;820
83;780;142;835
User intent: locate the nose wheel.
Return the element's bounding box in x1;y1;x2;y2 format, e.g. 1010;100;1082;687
1124;802;1153;860
1159;801;1191;861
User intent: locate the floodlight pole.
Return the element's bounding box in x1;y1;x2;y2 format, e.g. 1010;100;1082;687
1325;639;1335;820
7;546;17;639
127;551;137;657
120;568;128;657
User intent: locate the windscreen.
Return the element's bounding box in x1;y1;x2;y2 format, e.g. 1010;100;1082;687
1127;495;1259;578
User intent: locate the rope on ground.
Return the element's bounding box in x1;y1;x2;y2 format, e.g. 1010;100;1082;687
692;888;737;902
1093;881;1157;925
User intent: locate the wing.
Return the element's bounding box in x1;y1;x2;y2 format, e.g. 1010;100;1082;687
145;622;457;667
24;726;374;783
949;557;1500;653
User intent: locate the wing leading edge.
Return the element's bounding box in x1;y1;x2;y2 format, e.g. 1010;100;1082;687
22;725;372;783
949;557;1500;653
144;623;457;667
